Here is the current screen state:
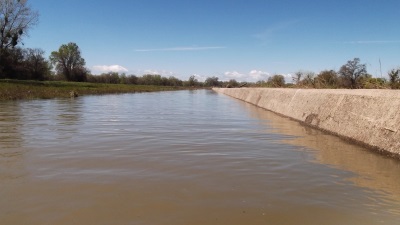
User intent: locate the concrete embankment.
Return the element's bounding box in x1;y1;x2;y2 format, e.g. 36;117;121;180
213;88;400;157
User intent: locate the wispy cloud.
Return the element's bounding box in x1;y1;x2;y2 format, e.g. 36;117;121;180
254;20;298;42
92;65;128;74
135;46;226;52
344;40;400;44
192;74;207;82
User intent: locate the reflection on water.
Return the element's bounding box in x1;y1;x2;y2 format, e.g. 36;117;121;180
0;101;26;181
244;102;400;214
0;101;23;148
1;90;400;225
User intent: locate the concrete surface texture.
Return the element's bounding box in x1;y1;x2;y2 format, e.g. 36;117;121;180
213;88;400;157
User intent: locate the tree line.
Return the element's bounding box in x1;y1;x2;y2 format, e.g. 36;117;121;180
86;73;245;88
1;0;399;89
255;58;400;89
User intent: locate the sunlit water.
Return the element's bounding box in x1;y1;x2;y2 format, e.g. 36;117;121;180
1;90;400;225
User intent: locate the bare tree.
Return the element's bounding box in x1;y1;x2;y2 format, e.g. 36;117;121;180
303;71;316;87
338;58;367;89
23;48;50;80
0;0;38;50
292;71;303;85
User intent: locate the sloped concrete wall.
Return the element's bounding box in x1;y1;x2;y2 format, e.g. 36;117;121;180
213;88;400;157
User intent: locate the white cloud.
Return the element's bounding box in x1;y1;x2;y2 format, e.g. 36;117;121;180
254;20;298;43
192;74;207;82
135;46;226;52
142;69;175;77
249;70;270;81
282;73;294;83
92;65;128;74
221;70;294;83
223;70;270;82
224;71;246;79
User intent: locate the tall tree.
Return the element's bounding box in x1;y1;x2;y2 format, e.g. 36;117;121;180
267;74;285;87
292;71;303;85
50;42;87;81
0;46;23;78
187;75;199;87
204;76;220;87
0;0;38;50
23;48;50;80
0;0;38;78
226;79;239;88
302;71;316;87
338;58;367;89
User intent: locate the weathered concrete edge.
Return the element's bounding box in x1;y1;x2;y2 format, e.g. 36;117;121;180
213;88;400;158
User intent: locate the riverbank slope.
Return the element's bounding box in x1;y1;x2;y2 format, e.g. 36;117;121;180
0;80;186;100
213;88;400;157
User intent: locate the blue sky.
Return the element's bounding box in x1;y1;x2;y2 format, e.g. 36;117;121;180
24;0;400;82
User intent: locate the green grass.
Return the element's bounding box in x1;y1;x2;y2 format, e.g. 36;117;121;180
0;79;187;101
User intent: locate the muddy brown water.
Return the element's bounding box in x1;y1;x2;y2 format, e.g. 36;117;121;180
1;90;400;225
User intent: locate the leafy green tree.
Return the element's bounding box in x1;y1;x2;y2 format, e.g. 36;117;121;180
315;70;338;88
119;73;127;84
126;74;138;84
359;77;386;89
0;47;22;78
138;74;163;85
167;76;183;86
255;80;267;87
226;79;239;88
50;42;87;82
267;74;285;87
204;76;220;87
338;58;367;89
100;72;120;83
109;72;120;84
187;75;199;87
87;72;121;83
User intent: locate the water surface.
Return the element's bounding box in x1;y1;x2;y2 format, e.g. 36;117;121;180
1;90;400;225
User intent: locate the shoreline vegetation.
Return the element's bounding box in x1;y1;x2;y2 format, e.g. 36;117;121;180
0;79;191;101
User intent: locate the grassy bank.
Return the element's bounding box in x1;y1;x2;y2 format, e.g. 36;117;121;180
0;79;187;101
